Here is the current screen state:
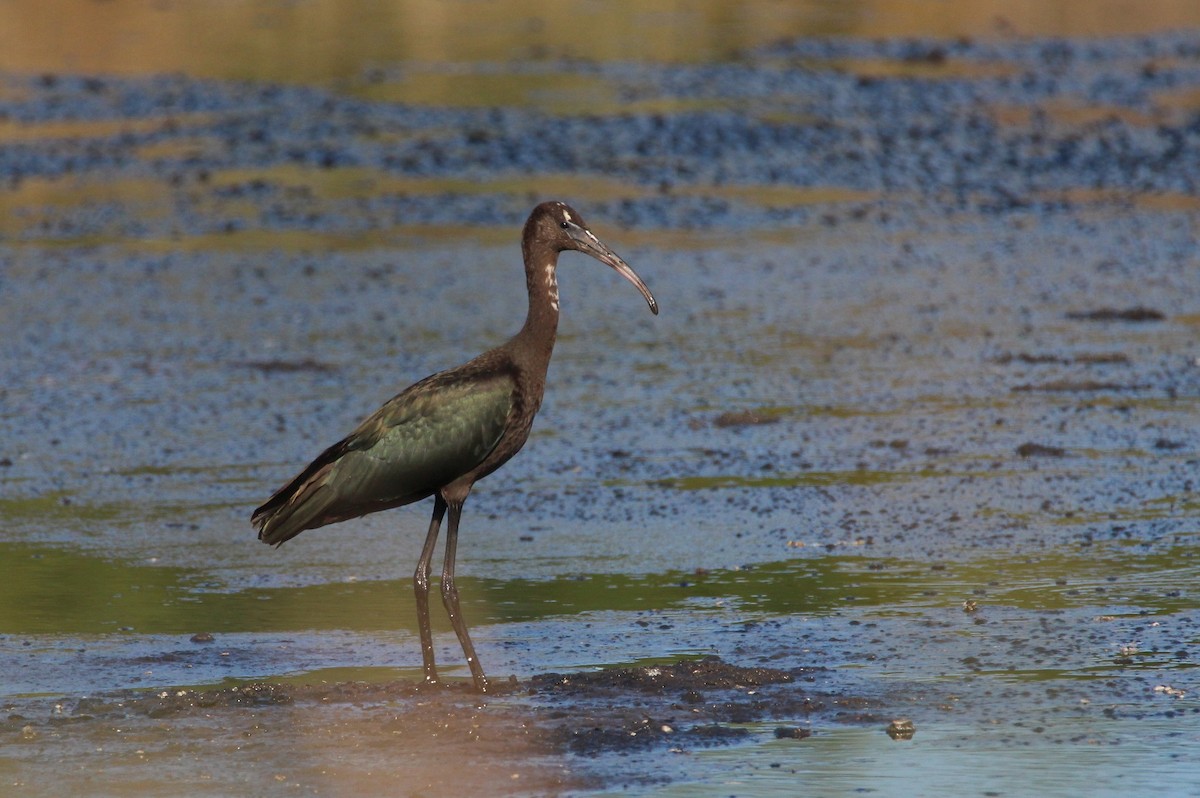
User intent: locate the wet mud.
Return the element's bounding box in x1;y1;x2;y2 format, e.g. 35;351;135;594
4;658;844;794
3;21;1200;798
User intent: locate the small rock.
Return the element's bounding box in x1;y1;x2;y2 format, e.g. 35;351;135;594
773;726;812;740
190;632;215;644
886;718;916;740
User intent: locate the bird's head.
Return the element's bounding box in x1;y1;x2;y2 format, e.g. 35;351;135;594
524;201;658;315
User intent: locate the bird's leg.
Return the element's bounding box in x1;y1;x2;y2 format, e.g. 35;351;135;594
441;500;489;693
414;495;446;687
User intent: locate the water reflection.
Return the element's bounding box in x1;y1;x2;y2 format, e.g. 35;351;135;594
5;540;1195;638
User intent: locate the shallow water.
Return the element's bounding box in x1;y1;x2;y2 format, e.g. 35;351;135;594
3;3;1200;796
615;720;1200;798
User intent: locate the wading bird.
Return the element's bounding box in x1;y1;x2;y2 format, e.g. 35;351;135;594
252;201;658;692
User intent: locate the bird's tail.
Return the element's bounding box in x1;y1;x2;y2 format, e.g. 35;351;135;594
252;461;338;546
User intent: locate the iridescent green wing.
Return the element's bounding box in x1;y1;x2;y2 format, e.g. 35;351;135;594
326;368;516;508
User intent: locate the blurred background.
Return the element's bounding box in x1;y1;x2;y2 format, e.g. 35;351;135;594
4;0;1200;87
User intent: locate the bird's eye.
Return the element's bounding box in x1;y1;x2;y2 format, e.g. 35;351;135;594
560;221;569;229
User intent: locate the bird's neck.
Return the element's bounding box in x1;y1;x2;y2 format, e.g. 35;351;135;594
515;245;560;367
511;242;561;369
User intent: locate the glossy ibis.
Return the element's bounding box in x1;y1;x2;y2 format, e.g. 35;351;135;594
252;201;658;692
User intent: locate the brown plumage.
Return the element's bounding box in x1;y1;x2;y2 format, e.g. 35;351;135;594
252;201;657;692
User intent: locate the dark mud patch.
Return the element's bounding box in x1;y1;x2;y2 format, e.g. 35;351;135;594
234;358;338;374
1066;307;1166;322
532;656;796;693
528;657;839;755
1011;380;1151;393
992;352;1130;365
712;410;781;428
1017;442;1068;458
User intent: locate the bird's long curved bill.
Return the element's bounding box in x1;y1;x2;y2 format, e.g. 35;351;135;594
573;230;659;315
